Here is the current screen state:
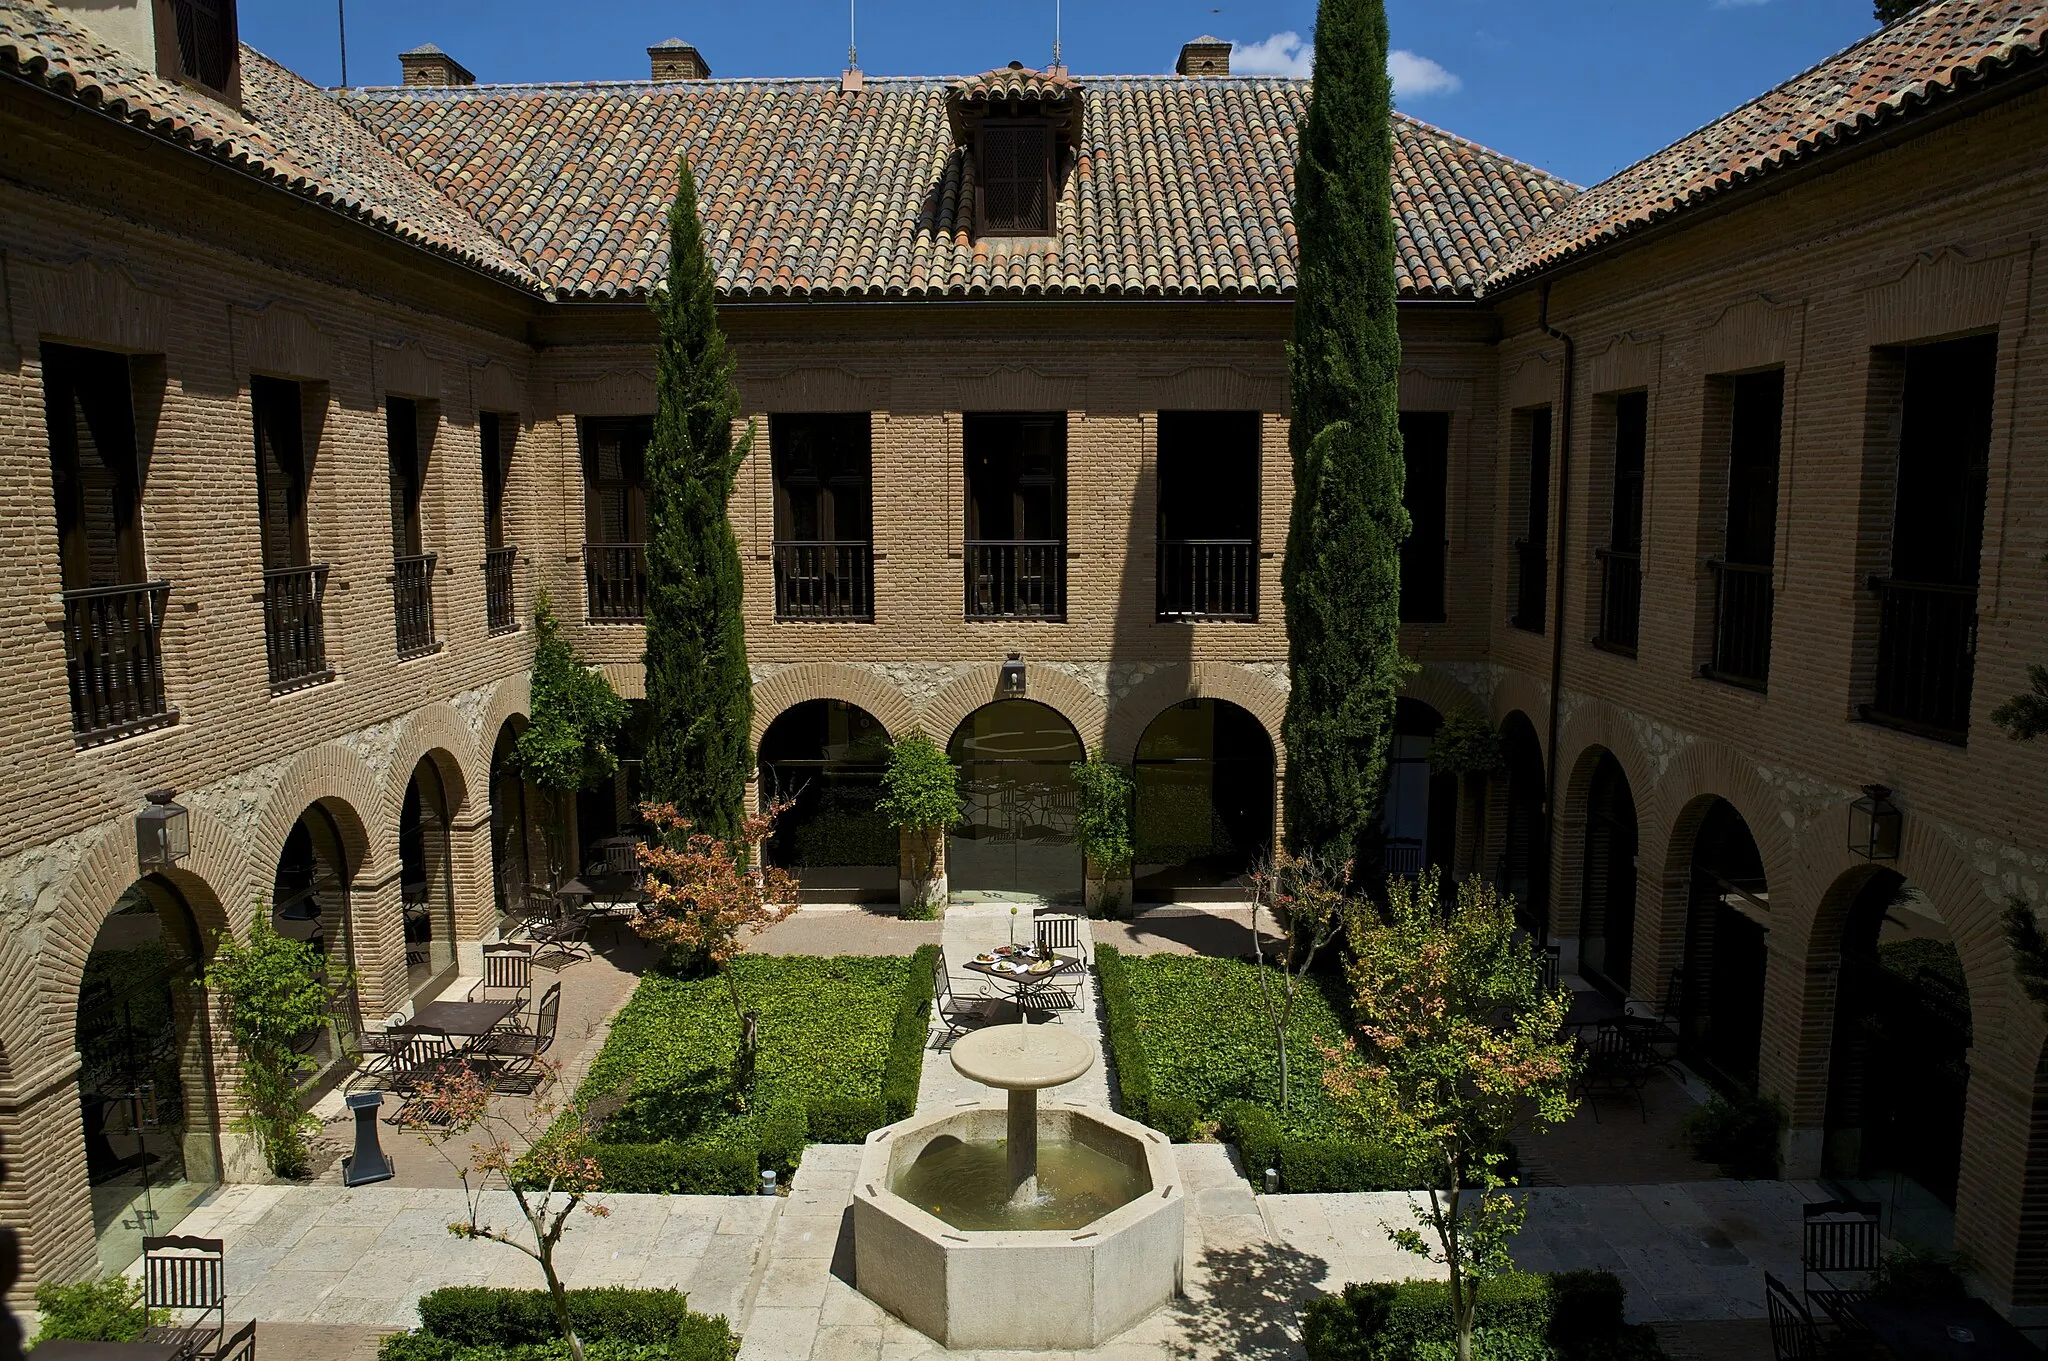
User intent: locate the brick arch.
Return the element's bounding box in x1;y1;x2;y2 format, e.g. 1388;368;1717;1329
375;703;483;833
248;744;387;892
594;661;644;700
473;675;533;758
749;663;918;750
1402;667;1487;729
1650;741;1801;901
1488;674;1552;768
1551;732;1656;980
1102;663;1287;767
919;664;1108;754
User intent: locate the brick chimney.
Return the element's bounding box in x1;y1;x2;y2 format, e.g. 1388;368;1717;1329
648;39;711;81
399;43;475;87
1175;36;1231;77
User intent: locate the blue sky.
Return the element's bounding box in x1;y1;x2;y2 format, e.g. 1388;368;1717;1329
242;0;1888;187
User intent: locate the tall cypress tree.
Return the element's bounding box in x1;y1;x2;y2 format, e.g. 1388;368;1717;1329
643;154;754;840
1282;0;1408;867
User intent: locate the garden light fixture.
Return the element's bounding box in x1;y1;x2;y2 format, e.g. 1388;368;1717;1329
135;789;189;870
1848;784;1902;862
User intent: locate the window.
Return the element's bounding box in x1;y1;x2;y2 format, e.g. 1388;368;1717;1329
977;120;1055;235
1702;371;1782;688
386;398;437;656
1863;334;1996;740
1399;411;1450;624
168;0;236;93
254;377;332;688
580;416;652;621
772;414;873;621
482;412;518;634
1595;392;1646;653
42;342;174;742
1157;411;1259;621
1511;408;1552;633
964;413;1065;619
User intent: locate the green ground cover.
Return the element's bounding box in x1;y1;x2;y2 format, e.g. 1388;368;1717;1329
562;952;929;1193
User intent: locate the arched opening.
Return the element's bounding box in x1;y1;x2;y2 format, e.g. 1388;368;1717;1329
75;877;220;1272
490;717;536;934
1499;712;1547;936
1822;869;1971;1226
1680;798;1770;1093
400;755;460;998
1580;752;1639;997
947;699;1085;903
1132;698;1275;901
269;802;355;1081
577;698;649;875
1382;699;1456;879
758;699;896;901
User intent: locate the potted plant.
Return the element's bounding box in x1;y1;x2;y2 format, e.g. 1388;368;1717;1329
1072;757;1135;918
878;731;959;919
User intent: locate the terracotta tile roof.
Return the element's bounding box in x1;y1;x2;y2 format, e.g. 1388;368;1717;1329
343;76;1577;302
947;62;1085;105
0;0;537;287
1497;0;2048;286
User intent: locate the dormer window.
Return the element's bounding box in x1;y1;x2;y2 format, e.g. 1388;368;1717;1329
978;120;1055;236
946;63;1084;241
166;0;238;97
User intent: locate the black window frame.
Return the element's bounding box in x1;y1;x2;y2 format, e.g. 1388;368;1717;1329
1398;410;1451;625
976;119;1056;236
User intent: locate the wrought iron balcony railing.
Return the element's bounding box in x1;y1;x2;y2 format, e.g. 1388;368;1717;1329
485;546;518;635
393;552;438;658
62;580;175;746
1863;578;1976;742
264;564;332;691
774;540;873;621
1157;538;1257;621
1594;548;1641;655
585;542;647;622
966;539;1065;620
1704;559;1773;689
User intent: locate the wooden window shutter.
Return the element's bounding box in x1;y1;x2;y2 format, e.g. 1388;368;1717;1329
978;121;1053;235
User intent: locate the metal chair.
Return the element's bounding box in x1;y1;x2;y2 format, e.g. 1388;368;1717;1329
1802;1199;1881;1330
140;1235;241;1359
1035;914;1083;963
1766;1271;1826;1361
524;889;592;964
215;1318;257;1361
931;948;997;1044
468;941;534;1008
487;982;562;1091
1574;1017;1656;1123
334;989;408;1093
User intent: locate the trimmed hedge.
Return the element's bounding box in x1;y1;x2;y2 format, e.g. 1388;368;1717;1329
1220;1102;1417;1193
1302;1272;1666;1361
883;945;938;1122
379;1287;735;1361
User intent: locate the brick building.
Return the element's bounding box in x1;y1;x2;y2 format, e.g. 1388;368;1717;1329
0;0;2042;1321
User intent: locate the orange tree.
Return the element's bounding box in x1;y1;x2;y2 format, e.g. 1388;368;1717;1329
631;801;798;1089
1322;873;1577;1361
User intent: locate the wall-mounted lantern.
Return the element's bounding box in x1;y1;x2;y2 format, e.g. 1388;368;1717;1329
1000;653;1027;698
1847;784;1902;862
135;790;189;870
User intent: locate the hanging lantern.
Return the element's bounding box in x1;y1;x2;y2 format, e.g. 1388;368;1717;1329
136;790;190;870
1000;653;1027;698
1847;784;1901;862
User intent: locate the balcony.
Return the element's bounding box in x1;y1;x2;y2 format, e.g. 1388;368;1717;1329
1511;538;1547;632
263;564;332;692
966;540;1064;621
1594;548;1640;655
1703;560;1773;690
1158;539;1257;622
485;546;518;635
1863;579;1976;742
393;552;438;659
774;541;873;621
585;542;647;622
62;580;175;746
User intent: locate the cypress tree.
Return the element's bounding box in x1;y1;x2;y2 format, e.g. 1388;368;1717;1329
1281;0;1409;867
643;154;754;840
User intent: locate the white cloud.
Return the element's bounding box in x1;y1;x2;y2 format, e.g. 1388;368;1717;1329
1231;31;1313;78
1388;49;1462;98
1227;33;1462;100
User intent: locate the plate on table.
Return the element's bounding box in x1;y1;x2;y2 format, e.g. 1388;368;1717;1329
975;953;995;964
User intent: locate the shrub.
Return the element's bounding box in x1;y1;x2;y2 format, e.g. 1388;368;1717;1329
1095;946;1153;1124
1071;757;1134;904
882;945;938;1122
389;1286;736;1360
1301;1272;1664;1361
32;1276;163;1345
749;1099;809;1178
1274;1137;1415;1193
877;733;959;832
1873;1243;1973;1303
1681;1090;1784;1179
204;913;337;1176
807;1094;887;1144
1221;1101;1283;1180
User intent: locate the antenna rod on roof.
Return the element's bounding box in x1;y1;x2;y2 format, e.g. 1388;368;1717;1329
1053;0;1062;68
337;0;348;87
849;0;857;69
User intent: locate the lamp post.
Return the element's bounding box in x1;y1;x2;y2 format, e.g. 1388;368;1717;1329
1847;784;1902;862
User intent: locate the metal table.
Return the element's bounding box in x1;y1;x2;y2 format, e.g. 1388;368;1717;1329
1845;1295;2044;1361
412;998;519;1046
963;952;1081;1020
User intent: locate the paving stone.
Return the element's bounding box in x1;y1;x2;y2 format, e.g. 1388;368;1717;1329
737;1305;823;1361
811;1322;885;1361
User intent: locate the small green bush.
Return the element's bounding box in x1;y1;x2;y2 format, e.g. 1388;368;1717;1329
749;1099;809;1178
1095;946;1154;1125
1681;1090;1784;1179
387;1286;736;1360
1147;1094;1201;1143
1273;1136;1415;1193
1221;1101;1282;1180
877;733;958;831
1071;758;1134;877
806;1094;887;1144
882;945;938;1122
1301;1272;1663;1361
32;1276;164;1345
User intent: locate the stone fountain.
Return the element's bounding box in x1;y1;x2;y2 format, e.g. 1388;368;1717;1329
852;1022;1184;1349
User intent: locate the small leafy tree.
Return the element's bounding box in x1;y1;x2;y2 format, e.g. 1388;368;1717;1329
1071;757;1134;916
643;152;755;840
1246;850;1349;1108
516;592;628;888
398;1060;607;1361
30;1277;163;1346
204;913;337;1177
1323;873;1578;1361
632;801;798;1088
878;732;960;918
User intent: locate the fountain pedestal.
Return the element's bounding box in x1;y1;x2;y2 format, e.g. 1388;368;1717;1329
949;1023;1094;1204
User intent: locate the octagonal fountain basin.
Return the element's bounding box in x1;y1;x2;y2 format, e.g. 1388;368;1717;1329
852;1103;1184;1350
